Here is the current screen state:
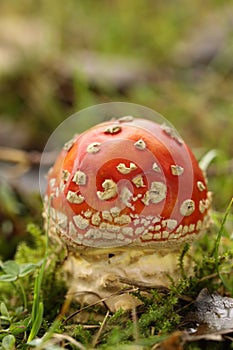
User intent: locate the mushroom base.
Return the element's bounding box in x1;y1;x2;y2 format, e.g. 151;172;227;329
46;213;210;312
63;247;192;312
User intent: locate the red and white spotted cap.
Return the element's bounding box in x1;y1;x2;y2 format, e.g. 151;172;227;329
44;111;211;250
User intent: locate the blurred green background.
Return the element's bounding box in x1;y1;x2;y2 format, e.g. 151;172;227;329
0;0;232;258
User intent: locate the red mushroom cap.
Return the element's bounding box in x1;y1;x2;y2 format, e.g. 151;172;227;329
45;117;211;249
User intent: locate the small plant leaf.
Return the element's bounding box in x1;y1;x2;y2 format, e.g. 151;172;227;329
9;324;27;336
0;274;17;282
0;261;19;277
2;335;15;350
0;303;10;321
27;338;43;346
27;338;64;350
19;263;39;277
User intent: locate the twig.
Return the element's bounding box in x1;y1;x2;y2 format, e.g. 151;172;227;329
131;306;139;342
198;272;218;283
0;146;29;164
65;290;110;313
52;333;87;350
82;325;100;329
64;287;138;324
118;276;170;294
91;310;110;348
0;146;57;166
118;276;193;302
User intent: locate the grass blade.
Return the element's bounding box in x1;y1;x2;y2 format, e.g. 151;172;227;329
27;302;44;343
199;149;218;172
214;198;233;293
27;203;50;342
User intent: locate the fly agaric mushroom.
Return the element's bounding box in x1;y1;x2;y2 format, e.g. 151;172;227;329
44;116;211;311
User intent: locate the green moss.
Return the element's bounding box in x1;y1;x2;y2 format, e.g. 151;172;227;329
70;324;92;346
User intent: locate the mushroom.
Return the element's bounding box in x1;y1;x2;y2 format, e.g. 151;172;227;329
44;116;212;311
